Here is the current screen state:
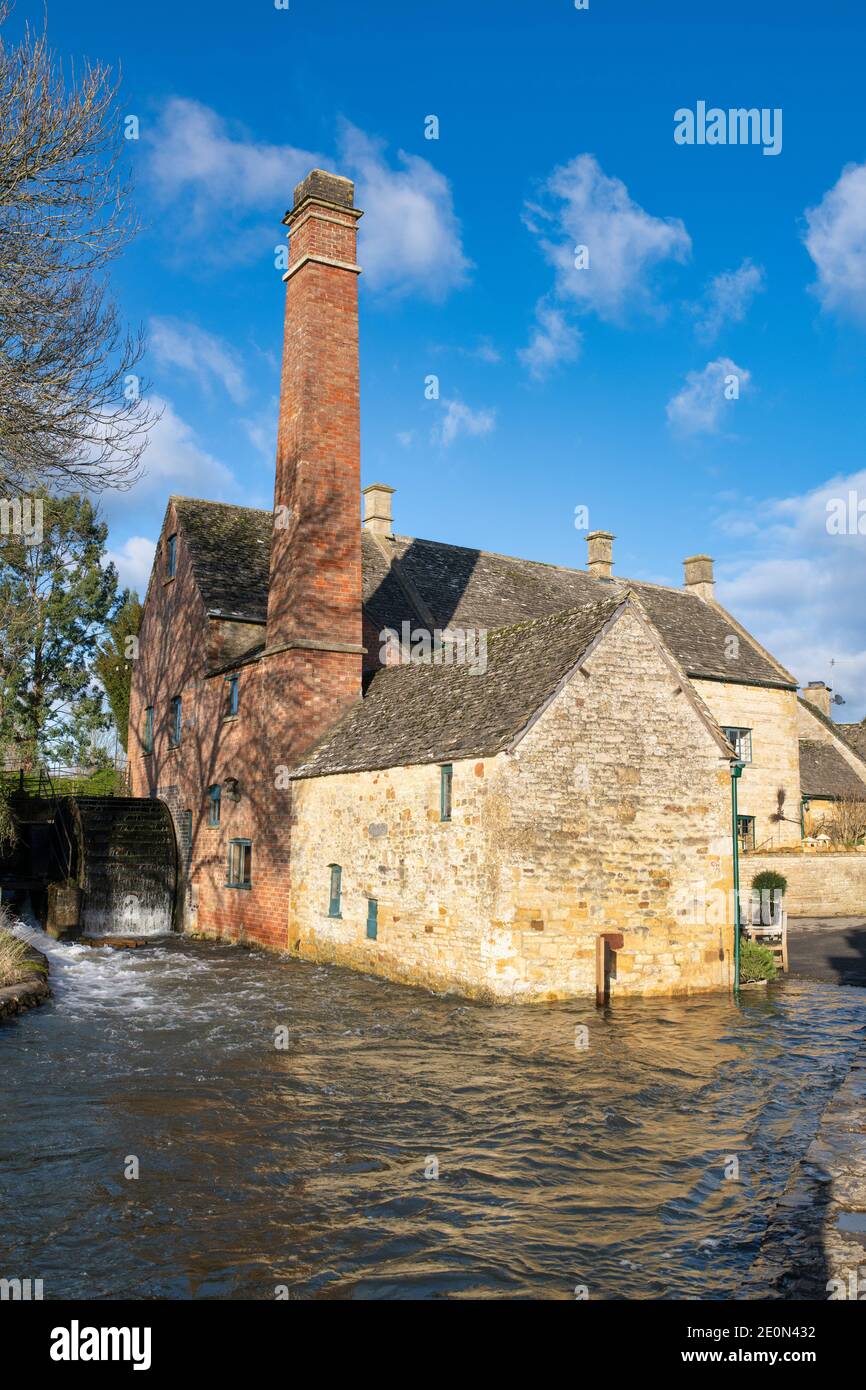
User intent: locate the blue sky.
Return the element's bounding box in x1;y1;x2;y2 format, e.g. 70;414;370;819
14;0;866;715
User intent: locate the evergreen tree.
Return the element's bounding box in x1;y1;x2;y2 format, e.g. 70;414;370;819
0;495;118;766
94;589;142;752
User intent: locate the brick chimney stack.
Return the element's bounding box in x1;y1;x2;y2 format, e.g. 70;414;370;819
267;170;364;652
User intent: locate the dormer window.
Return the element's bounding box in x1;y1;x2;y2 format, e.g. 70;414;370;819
166;533;177;579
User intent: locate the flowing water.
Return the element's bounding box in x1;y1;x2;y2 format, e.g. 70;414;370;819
1;922;864;1300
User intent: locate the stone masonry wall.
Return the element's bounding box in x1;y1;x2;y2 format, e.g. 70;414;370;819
288;608;736;1002
744;850;866;917
691;680;802;848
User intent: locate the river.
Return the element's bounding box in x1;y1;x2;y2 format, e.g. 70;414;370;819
1;923;864;1299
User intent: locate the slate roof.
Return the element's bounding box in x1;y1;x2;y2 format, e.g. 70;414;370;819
291;595;628;778
798;698;866;769
169;497;796;690
172;498;271;622
837;722;866;762
799;739;866;801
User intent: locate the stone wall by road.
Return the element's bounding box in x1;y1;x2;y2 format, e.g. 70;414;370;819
744;850;866;917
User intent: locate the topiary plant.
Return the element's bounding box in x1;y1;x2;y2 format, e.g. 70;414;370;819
740;938;778;984
751;869;788;896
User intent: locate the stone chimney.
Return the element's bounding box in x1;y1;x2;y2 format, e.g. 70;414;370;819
683;554;715;602
585;530;615;580
267;169;364;652
362;483;394;538
802;681;832;718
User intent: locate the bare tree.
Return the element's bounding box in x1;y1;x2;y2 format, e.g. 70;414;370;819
816;798;866;850
0;4;154;493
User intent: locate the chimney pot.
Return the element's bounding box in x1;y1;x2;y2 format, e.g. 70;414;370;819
585;530;615;580
802;681;832;719
362;483;395;538
683;554;715;601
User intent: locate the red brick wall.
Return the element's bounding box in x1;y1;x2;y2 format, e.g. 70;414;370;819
129;172;366;952
267;182;363;653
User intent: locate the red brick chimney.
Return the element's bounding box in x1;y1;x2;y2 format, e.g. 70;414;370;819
267;169;364;653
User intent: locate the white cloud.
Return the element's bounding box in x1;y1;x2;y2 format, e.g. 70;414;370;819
666;357;751;437
105;536;157;596
804;161;866;321
713;469;866;717
100;396;239;525
693;259;765;341
523;154;691;323
144;99;470;297
436;399;496;448
146;97;319;225
518;300;582;380
149;317;248;403
338;122;470;299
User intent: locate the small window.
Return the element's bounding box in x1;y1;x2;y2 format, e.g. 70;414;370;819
737;815;756;853
366;898;378;940
440;764;453;822
225;673;239;718
170;696;182;747
166;533;177;579
227;839;252;888
328;864;342;918
723;727;753;764
143;706;154;754
208;784;221;826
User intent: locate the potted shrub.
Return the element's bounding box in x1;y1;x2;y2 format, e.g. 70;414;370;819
740;938;778;986
749;869;787;926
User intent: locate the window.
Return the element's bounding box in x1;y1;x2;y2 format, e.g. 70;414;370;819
366;898;378;941
170;696;182;747
208;784;221;826
143;706;154;754
225;673;239;718
440;764;453;822
722;727;753;763
737;815;756;853
328;864;342;918
227;839;252;888
166;533;177;579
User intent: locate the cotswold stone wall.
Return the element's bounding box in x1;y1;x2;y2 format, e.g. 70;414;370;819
691;680;802;848
288;609;736;1002
744;851;866;917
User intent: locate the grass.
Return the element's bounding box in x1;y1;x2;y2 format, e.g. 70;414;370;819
0;908;44;987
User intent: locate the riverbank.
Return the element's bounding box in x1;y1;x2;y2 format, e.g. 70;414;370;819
0;918;51;1021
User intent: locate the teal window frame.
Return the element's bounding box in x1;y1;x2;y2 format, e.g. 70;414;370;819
166;533;177;578
328;864;342;918
227;839;252;889
169;695;182;747
208;784;221;826
737;815;756;853
366;898;378;940
143;705;154;754
722;727;753;764
440;764;453;822
225;673;240;718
